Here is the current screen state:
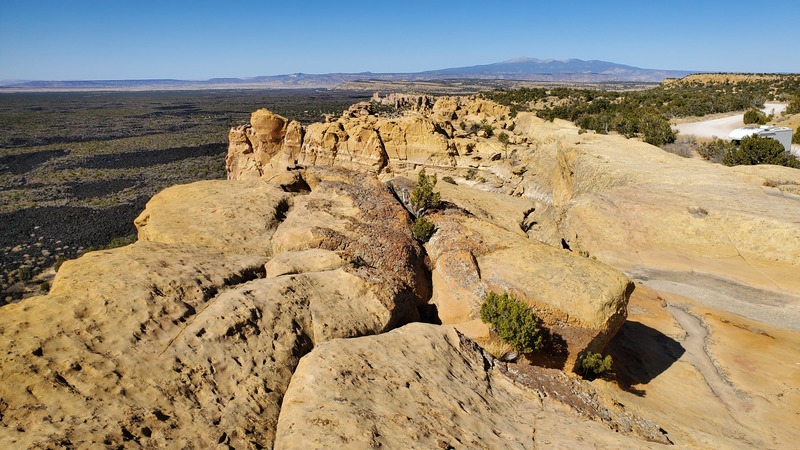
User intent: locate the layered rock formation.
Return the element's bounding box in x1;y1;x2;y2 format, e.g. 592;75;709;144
0;167;428;448
2;93;799;449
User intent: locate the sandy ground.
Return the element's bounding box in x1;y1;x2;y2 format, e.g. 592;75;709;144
673;103;787;139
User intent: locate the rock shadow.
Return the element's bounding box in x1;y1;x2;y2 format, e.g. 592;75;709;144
525;326;568;370
606;320;685;396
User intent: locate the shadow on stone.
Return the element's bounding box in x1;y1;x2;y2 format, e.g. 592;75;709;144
606;320;685;397
524;326;568;370
418;302;442;325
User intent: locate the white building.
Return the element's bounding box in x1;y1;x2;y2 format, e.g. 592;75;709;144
728;125;794;154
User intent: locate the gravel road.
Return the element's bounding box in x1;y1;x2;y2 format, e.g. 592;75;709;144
672;103;787;139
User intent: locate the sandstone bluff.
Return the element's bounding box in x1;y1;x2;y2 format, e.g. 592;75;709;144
1;95;799;448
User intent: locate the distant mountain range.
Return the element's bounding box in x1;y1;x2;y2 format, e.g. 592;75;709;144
0;58;695;91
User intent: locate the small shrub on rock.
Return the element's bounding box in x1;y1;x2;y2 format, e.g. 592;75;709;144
54;256;66;272
409;169;441;216
580;351;613;379
441;176;456;185
480;291;542;354
411;217;435;243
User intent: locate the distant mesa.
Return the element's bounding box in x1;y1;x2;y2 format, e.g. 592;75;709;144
0;57;695;91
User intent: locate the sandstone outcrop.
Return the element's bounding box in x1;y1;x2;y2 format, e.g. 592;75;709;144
275;323;663;449
425;210;631;370
0;166;428;448
225;95;511;180
4;92;800;449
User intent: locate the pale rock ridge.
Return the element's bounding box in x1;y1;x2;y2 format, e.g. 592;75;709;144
0;166;428;448
225;95;514;180
275;323;663;449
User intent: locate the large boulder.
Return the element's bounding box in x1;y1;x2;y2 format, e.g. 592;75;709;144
275;323;661;449
134;179;291;256
426;211;631;371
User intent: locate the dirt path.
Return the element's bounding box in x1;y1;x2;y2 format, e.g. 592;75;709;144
673;103;787;139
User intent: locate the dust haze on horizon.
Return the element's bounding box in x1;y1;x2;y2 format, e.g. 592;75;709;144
1;0;799;81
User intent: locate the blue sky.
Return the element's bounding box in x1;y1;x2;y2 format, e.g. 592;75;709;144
1;0;797;80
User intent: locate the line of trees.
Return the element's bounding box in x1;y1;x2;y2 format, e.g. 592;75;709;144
484;75;800;149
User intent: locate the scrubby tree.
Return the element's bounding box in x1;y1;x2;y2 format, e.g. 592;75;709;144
480;291;542;354
786;96;800;115
743;108;768;125
497;131;510;159
580;351;613;379
639;114;676;146
723;135;800;168
409;168;441;217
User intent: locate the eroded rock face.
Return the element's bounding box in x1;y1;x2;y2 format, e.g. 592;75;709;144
0;166;428;448
425;210;631;371
275;323;662;449
225;95;512;180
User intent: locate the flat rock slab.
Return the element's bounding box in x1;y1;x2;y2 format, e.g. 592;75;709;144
275;323;662;449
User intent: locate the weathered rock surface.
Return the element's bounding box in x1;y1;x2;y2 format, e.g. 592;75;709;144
425;209;631;370
134;179;291;255
0;166;427;448
225;95;512;180
4;92;800;449
275;323;662;449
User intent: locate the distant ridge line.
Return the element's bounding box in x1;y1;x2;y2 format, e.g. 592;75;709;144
0;57;696;91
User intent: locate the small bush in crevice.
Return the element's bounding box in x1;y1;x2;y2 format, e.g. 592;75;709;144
409;168;441;217
412;217;435;243
580;351;613;379
441;176;456;185
480;291;542;354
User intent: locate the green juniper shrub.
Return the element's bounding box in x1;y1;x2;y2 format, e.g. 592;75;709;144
580;351;613;379
480;291;542;354
743;108;768;125
441;176;456;185
698;138;735;163
497;131;510;158
723;135;800;168
411;217;435;243
409;169;441;216
17;266;32;282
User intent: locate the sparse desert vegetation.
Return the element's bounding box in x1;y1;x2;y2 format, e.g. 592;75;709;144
486;75;800;167
0;89;372;302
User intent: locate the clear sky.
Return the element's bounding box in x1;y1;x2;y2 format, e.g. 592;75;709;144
1;0;798;81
